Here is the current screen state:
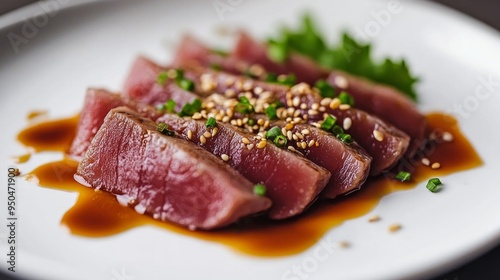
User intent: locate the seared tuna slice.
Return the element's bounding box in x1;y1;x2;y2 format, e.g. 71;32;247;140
327;71;426;154
68;88;163;160
75;108;271;230
123;56;198;109
232;32;328;84
270;121;372;198
157;114;330;219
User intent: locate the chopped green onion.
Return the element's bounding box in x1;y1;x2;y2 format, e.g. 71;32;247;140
273;135;288;148
178;98;202;117
338;91;355;106
277;74;296;87
321;115;337;131
271;100;284;108
395;171;411;182
178;79;195;91
235;96;254;114
265;73;278;83
247;118;255;126
157;99;177;113
253;184;267;196
331;125;344;136
156;122;175;136
267;40;288;63
426;178;442;193
174;69;184;80
157;72;168;86
338;133;353;144
315;80;335;98
265;105;278;120
265;126;282;139
206;117;217;128
211;49;229;57
209;64;222;71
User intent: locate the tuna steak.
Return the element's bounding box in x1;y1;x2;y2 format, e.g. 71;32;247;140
75;107;271;230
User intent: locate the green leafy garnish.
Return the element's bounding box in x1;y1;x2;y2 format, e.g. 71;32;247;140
338;91;355;106
268;14;419;101
320;115;337;131
267;39;289;63
178;79;195;91
235;96;254;114
426;178;442;193
265;105;278;120
206;117;217;128
253;184;267;196
156;122;175;136
157;99;177;113
277;74;296;87
395;171;411;182
178;99;202;117
338;133;353;144
314;79;335;98
331;125;344;136
265;126;287;148
157;72;168;86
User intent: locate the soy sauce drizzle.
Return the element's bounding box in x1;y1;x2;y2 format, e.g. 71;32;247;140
21;112;482;256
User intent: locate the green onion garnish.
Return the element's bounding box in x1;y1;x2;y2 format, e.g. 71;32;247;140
265;126;282;139
178;98;202;117
277;74;296;87
247;118;255;126
178;79;195;91
156;122;174;136
265;73;278;83
209;64;222;71
235;96;254;114
253;184;267;196
338;91;355;106
315;80;335;98
206;117;217;128
157;72;168;86
157;99;177;113
265;105;278;120
273;135;288;148
321;115;337;131
267;40;288;63
426;178;442;193
331;125;344;136
395;171;411;182
174;69;184;80
338;133;353;144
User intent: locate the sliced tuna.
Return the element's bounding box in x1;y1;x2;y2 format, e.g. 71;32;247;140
75;107;271;230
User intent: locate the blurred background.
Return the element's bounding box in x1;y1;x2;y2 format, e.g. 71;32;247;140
1;0;499;279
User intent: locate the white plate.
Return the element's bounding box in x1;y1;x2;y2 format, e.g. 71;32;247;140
1;0;500;279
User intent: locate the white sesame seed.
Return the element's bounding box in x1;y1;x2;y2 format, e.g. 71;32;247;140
254;86;263;95
308;140;315;147
334;75;349;88
308;109;318;115
301;142;308;149
211;127;218;137
287;131;293;140
292;96;301;107
192;112;202;120
389;224;402;233
329;98;341;110
300;103;308;110
301;129;310;135
320;98;332;106
373;130;384;142
187;130;193;140
257;140;267;149
281;127;287;136
311;103;319;110
200;135;207;144
285;123;294;130
292;134;298;141
343;117;352;130
421;158;430;166
296;132;304;140
242;137;250;144
431;162;441;169
318;106;326;112
339;104;351;110
203;131;212;138
442;132;454;142
221;154;229;161
368;215;380;222
246;144;254;150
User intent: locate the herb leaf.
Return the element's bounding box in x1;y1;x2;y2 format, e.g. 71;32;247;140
178;99;202;117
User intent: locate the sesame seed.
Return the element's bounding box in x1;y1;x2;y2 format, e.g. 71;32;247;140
421;158;430;166
431;162;441;169
226;108;234;118
200;74;216;92
246;144;254;150
318;106;326;112
315;141;320;147
243;80;253;91
224;77;235;87
388;224;402;233
287;131;293;140
292;96;301;107
285;123;294;130
302;114;309;121
264;120;270;128
192;112;202;120
334;75;349;88
288;146;296;152
311;122;321;128
368;215;380;222
237;119;243;126
329;98;341;110
254;86;263;95
293;109;301;117
257;118;264;126
212;127;218;137
308;140;315;147
221;154;229;161
293;117;302;123
308;109;318;115
242;137;250;144
287;107;295;116
301;142;308;149
300;103;308;110
296;132;304;140
187;130;193;140
292;134;298;141
339;104;351;110
203;131;212;139
257;140;267;149
230;120;238;126
301;129;310;135
373;130;384;142
200;135;207;144
320;98;332;106
443;132;454;142
286;117;292;122
225;88;236;97
343;117;352;130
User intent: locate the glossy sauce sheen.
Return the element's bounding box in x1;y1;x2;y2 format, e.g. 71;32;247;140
22;112;481;256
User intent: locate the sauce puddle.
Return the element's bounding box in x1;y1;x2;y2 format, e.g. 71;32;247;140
20;112;482;257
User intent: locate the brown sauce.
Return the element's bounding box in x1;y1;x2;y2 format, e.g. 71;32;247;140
21;112;482;257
